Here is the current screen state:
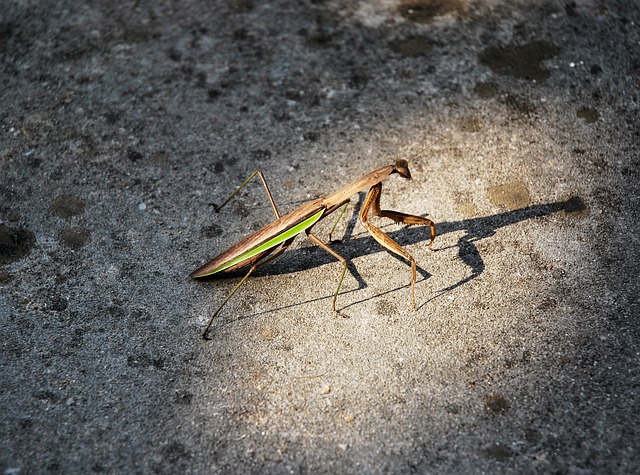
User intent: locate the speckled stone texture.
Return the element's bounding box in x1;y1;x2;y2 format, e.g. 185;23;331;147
1;1;639;473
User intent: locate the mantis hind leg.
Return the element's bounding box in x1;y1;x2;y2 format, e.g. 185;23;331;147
214;170;281;219
359;182;436;309
202;236;295;340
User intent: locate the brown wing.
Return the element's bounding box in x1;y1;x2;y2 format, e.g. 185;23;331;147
191;198;325;277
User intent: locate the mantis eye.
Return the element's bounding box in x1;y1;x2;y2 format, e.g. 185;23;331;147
394;159;412;179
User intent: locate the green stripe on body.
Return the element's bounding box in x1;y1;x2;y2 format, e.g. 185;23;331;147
210;209;325;274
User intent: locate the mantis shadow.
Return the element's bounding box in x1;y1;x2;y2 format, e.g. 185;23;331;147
198;196;585;319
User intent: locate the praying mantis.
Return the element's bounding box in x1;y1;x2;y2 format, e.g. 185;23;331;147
191;158;436;339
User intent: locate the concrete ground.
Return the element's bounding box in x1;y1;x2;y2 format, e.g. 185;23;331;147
1;0;639;473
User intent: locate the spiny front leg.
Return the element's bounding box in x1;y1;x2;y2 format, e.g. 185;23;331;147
366;183;436;249
359;183;435;309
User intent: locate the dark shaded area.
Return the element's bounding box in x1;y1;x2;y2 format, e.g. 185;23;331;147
57;228;91;249
49;195;85;218
484;393;510;415
577;106;599;123
0;225;36;265
479;41;560;81
390;37;433;57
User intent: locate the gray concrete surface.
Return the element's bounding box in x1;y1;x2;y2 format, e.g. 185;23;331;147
1;0;639;473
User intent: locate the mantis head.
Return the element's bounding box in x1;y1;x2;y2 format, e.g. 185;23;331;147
394;159;412;179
